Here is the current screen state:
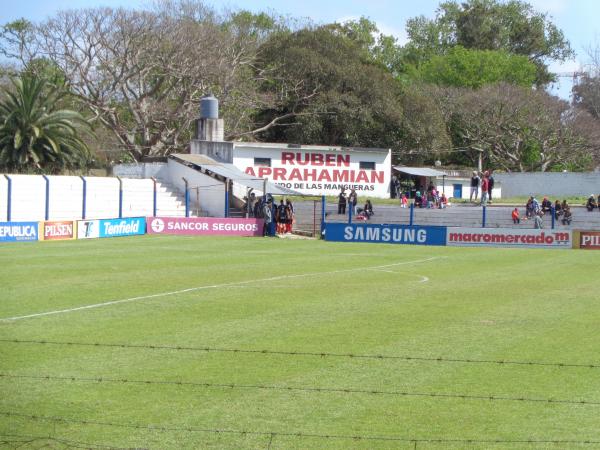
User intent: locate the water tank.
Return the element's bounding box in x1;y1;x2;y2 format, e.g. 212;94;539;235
200;94;219;119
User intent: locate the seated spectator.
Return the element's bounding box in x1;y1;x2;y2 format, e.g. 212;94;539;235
586;195;597;211
400;193;408;208
553;200;562;220
363;200;374;218
439;193;448;209
525;197;534;219
415;191;423;208
562;205;572;225
512;207;520;224
541;196;552;213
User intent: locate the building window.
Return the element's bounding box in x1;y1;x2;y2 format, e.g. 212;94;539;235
254;157;271;167
359;161;376;170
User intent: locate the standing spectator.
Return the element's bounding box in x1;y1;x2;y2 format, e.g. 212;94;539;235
469;171;480;202
480;172;489;206
390;176;399;199
262;199;273;236
285;199;294;233
337;189;347;215
512;208;520;224
277;199;288;234
400;193;408;208
487;171;495;204
415;191;424;208
348;189;358;214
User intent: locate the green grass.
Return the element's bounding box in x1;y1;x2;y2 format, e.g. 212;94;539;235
1;235;600;449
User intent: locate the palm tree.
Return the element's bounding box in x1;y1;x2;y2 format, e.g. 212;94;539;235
0;74;91;173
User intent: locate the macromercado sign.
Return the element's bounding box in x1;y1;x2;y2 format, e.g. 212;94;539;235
0;221;39;242
446;228;572;249
147;217;263;237
325;223;447;246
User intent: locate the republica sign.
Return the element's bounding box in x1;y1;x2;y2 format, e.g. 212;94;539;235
0;221;39;242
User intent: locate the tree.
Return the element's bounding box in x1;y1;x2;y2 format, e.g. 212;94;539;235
403;0;574;85
250;25;443;159
0;75;91;173
441;83;599;171
0;2;284;161
418;46;537;88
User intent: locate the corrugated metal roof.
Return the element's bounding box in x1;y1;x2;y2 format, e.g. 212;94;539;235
170;154;302;196
393;166;447;177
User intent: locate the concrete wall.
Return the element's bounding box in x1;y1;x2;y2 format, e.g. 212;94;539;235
495;172;600;198
166;159;225;217
0;176;8;221
112;163;168;179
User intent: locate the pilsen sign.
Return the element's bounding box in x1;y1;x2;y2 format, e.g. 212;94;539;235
235;145;392;197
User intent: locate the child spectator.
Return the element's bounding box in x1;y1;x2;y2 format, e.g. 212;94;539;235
400;193;408;208
439;193;448;209
512;208;520;224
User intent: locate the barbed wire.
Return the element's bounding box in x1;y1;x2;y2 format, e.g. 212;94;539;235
0;433;128;450
2;338;598;370
2;411;599;446
2;373;598;407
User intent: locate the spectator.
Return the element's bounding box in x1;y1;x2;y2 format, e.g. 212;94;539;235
553;200;562;220
480;172;489;206
285;199;294;233
364;200;374;218
348;189;358;214
470;171;480;202
512;208;520;224
337;189;346;215
400;193;408;208
541;196;552;214
586;195;597;211
439;193;448;209
534;211;543;229
487;171;495;204
415;191;423;208
525;197;534;219
262;199;273;236
598;194;600;211
562;204;572;225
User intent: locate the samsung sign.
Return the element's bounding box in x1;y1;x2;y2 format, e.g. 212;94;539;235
0;221;39;242
325;223;447;246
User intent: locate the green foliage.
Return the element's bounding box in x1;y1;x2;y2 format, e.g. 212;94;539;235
0;74;91;173
418;46;537;88
403;0;573;85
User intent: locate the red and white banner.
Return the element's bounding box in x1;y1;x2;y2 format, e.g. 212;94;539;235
447;227;572;249
41;221;76;241
579;231;600;249
146;217;263;237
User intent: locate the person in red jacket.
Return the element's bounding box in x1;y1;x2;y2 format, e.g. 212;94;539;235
480;172;489;206
512;208;520;224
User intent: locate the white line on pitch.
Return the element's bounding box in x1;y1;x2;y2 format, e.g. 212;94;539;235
0;256;446;322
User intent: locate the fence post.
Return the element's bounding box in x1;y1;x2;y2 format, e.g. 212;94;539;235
320;195;326;236
482;205;486;228
551;206;555;229
182;177;189;217
409;202;414;226
224;178;229;218
4;175;11;222
80;176;87;219
151;177;157;217
42;175;50;220
117;177;123;219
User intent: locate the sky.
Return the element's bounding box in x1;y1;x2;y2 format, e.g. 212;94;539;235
1;0;597;99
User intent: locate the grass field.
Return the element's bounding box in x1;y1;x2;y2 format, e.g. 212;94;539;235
1;235;600;449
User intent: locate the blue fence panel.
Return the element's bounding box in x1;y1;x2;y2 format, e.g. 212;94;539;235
98;217;146;238
0;221;39;242
325;223;447;246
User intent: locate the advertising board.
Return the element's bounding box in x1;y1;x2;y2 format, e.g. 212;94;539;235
42;220;75;241
0;221;39;242
325;223;447;246
446;227;572;249
577;231;600;249
77;217;145;239
77;220;100;239
147;217;263;237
